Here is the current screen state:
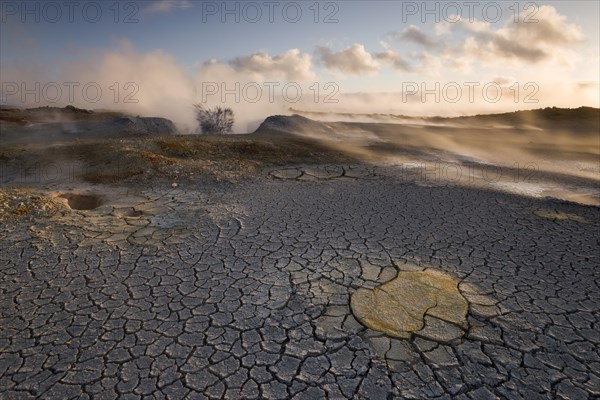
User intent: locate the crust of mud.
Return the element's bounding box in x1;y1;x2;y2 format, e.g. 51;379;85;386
351;269;468;341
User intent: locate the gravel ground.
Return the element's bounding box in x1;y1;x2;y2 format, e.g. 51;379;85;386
1;164;599;399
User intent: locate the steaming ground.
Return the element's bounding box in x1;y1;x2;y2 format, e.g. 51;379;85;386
2;106;598;207
259;108;600;205
1;107;599;398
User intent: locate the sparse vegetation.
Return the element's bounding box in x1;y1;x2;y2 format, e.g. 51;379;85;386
193;104;235;135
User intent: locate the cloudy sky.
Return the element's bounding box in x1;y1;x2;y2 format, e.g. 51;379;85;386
1;0;598;131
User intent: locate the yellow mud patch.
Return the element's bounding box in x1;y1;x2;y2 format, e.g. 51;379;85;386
351;269;468;340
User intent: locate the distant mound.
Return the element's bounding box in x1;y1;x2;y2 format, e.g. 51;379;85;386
431;107;600;132
0;105;122;124
27;105;94;114
252;114;336;136
114;116;177;135
0;106;178;143
286;106;600;133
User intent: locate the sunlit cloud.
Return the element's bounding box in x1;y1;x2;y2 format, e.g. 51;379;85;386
316;44;380;76
392;25;441;48
374;50;412;72
229;49;316;82
437;5;585;66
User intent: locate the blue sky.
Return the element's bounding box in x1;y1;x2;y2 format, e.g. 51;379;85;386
1;1;599;130
4;1;598;66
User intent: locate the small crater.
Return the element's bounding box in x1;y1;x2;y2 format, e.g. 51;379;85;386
59;193;104;210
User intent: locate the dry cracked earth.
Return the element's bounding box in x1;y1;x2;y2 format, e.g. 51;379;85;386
1;164;599;399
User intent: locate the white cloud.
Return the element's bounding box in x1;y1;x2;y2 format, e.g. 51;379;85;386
437;5;584;66
500;5;584;46
141;0;193;15
416;52;443;77
392;25;440;48
229;49;315;82
375;50;412;72
492;76;516;86
316;44;380;76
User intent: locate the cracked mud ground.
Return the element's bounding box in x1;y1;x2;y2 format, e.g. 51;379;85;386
1;167;599;399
